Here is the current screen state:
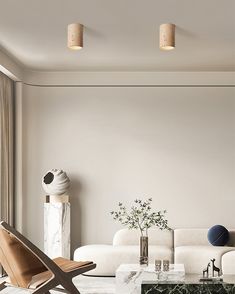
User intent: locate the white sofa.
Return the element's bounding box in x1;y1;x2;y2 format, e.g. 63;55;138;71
174;229;235;274
74;228;235;276
74;228;173;276
222;251;235;274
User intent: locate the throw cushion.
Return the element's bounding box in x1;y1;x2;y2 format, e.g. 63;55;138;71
208;225;229;246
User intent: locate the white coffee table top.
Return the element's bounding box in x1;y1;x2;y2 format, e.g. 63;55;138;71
116;263;185;274
116;264;185;294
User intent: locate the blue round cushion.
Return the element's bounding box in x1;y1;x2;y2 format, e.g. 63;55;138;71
208;225;229;246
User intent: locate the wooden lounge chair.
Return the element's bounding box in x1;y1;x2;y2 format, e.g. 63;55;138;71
0;221;96;293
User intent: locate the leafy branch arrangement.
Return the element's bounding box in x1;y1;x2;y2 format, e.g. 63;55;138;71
110;198;171;237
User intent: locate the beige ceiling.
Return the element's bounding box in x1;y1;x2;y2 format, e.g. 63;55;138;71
0;0;235;71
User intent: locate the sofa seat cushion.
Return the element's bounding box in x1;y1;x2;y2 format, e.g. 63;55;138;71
74;244;173;276
222;250;235;275
175;246;235;274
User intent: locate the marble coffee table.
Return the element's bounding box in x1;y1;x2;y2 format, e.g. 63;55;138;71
116;263;185;294
141;274;235;294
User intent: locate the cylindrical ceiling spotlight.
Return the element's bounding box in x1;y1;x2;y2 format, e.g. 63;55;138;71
159;23;175;51
68;23;83;50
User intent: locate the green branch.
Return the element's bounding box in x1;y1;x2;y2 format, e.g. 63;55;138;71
110;198;171;236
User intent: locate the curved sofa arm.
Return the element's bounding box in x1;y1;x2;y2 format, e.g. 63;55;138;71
222;250;235;275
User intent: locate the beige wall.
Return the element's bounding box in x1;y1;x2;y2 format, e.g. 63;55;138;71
21;85;235;253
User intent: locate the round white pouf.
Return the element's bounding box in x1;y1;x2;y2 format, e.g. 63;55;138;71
42;169;70;195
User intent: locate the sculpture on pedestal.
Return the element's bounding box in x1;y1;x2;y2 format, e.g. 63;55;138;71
42;169;70;196
42;169;71;259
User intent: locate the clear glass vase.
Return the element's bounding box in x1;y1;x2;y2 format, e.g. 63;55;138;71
139;236;148;266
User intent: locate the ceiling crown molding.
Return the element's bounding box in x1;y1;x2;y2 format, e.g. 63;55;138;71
0;50;23;81
22;70;235;87
0;49;234;86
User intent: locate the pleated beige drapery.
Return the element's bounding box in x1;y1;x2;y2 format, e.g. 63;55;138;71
0;72;14;276
0;71;14;226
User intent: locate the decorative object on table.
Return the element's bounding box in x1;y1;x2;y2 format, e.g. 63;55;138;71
154;260;162;280
211;258;221;277
42;169;71;259
200;259;222;281
207;224;229;246
163;260;170;271
155;260;162;272
111;198;171;266
203;263;211;278
145;264;185;279
140;235;148;265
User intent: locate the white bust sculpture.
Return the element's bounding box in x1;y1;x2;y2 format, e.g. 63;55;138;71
42;169;70;196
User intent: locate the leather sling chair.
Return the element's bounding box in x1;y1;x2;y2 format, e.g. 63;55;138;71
0;221;96;293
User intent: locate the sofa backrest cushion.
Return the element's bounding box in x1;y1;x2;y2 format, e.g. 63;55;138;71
174;229;235;247
113;228;173;248
228;230;235;246
174;229;209;247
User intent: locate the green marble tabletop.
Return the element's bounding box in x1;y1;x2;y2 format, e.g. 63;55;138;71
141;274;235;294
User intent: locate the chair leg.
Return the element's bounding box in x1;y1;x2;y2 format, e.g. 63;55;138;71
32;278;57;294
0;281;6;291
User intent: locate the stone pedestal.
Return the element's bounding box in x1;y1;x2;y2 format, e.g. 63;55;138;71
44;195;70;259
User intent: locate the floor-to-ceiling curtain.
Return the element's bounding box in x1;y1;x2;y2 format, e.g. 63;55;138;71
0;71;14;225
0;72;14;275
0;72;14;225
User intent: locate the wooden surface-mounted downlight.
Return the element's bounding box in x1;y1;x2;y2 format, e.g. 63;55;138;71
159;23;175;50
68;23;83;50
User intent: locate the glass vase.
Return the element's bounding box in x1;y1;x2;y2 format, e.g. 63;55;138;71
139;236;148;266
